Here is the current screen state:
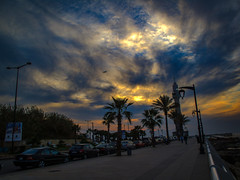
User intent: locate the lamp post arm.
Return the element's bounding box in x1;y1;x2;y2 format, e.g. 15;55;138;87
179;86;194;90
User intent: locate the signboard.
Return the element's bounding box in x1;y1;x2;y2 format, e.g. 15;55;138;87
5;122;22;142
122;130;126;140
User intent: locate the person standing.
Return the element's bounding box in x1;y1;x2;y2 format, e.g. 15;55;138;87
184;135;188;144
180;136;184;143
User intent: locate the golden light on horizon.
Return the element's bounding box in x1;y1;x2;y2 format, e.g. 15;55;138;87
133;96;144;102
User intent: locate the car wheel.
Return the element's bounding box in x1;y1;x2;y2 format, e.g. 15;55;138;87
38;160;45;168
20;166;27;169
64;157;69;163
83;154;87;159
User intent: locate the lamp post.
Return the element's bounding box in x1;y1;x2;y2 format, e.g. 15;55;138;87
179;84;205;154
192;109;205;144
6;62;31;153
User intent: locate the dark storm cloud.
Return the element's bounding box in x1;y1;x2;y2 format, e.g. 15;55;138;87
143;0;180;17
184;0;240;56
152;45;197;88
115;0;150;28
192;46;240;95
124;55;154;85
185;0;240;94
149;0;240;96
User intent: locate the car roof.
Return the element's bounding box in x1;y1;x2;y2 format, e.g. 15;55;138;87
72;143;91;146
30;147;50;150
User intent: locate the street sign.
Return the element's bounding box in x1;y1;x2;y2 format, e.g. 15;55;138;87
5;122;22;142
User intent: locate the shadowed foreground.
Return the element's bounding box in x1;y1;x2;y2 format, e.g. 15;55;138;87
0;138;210;180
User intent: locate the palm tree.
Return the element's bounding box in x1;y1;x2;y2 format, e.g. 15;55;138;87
179;114;190;126
73;124;81;144
153;95;175;140
139;129;146;140
130;125;143;140
102;113;115;143
104;97;133;156
141;108;162;147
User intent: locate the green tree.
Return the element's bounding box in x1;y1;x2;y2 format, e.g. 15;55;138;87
0;104;13;146
23;106;45;145
0;104;82;147
141;108;162;147
104;97;133;156
43;112;75;139
153;95;175;140
102;113;115;143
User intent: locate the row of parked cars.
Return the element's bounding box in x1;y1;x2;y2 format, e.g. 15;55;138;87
13;140;149;169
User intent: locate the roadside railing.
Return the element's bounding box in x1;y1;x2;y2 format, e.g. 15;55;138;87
206;139;236;180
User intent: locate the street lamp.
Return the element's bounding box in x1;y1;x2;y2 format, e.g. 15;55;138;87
6;62;32;153
192;109;205;144
179;84;205;154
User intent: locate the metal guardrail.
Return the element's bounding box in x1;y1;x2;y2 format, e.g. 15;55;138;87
206;139;236;180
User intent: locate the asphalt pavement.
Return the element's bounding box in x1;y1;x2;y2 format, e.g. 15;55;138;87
0;138;211;180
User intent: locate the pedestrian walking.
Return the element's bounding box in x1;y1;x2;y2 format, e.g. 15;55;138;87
184;135;188;144
180;136;184;143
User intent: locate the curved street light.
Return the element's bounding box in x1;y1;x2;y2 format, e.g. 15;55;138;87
179;84;205;154
6;62;32;153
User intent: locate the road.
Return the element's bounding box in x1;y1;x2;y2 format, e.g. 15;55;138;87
0;158;19;175
0;139;211;180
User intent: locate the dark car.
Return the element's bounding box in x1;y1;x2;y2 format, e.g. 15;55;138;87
95;143;116;155
13;147;69;169
142;139;151;147
69;144;100;160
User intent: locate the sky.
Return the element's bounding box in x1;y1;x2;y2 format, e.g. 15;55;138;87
0;0;239;136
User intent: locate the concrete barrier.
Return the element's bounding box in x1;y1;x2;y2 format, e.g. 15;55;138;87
206;139;236;180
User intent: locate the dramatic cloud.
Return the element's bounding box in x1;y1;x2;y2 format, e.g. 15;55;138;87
0;0;239;135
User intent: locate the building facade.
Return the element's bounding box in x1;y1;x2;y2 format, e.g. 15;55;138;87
172;81;184;137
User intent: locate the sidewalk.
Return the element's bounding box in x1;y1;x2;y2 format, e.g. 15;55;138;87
0;154;14;160
0;138;211;180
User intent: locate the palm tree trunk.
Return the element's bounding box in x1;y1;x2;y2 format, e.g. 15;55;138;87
152;128;155;147
117;112;122;156
107;124;110;143
165;113;169;140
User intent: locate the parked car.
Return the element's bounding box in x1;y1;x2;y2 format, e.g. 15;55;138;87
95;143;116;155
142;139;151;147
109;141;117;148
133;140;145;148
121;140;135;150
69;144;100;160
13;147;69;169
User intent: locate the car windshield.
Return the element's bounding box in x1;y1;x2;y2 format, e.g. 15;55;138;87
96;144;106;148
22;148;39;155
71;145;84;150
